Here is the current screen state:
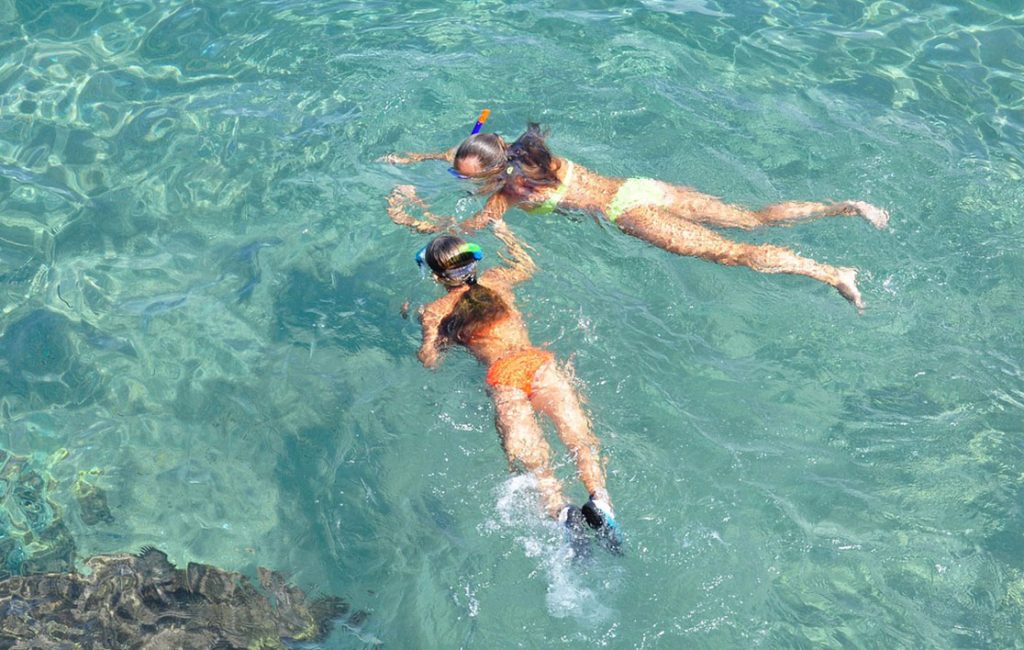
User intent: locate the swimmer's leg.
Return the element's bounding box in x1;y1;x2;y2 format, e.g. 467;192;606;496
665;187;889;230
531;362;621;554
492;386;567;519
529;362;606;500
616;209;864;310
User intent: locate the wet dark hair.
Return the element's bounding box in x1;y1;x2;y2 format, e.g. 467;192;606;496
425;235;510;345
452;133;508;195
454;133;507;175
424;236;478;277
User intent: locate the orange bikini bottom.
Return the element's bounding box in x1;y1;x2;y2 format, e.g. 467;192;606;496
485;348;555;396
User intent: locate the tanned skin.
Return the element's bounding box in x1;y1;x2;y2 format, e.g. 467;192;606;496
412;219;609;518
384;139;888;310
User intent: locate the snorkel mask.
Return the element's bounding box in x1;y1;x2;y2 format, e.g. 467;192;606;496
416;241;483;286
448;109;491;179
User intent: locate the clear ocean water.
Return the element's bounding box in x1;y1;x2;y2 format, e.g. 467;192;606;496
2;0;1022;647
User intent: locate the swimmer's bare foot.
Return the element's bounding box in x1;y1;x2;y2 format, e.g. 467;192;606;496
835;267;864;311
844;201;889;229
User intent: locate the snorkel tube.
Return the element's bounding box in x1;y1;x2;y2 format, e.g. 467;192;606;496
470;108;491;135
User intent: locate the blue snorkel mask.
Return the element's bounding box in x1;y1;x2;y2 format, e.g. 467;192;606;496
416;242;483;286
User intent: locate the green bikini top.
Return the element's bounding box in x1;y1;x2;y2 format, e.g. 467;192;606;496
524;161;574;215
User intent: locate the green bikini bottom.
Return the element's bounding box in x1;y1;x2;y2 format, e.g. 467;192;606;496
605;178;673;223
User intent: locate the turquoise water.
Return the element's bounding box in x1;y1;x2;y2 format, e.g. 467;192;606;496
2;0;1023;646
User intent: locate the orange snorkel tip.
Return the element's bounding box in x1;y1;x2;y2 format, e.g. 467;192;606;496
470;108;491;135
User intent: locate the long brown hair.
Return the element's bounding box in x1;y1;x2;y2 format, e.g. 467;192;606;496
440;283;509;345
424;236;510;345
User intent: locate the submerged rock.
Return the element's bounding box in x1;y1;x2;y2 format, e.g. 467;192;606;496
0;547;362;649
0;448;76;580
73;470;114;526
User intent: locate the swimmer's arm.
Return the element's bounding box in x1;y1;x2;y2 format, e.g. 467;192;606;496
387;185;454;233
378;147;457;165
418;305;443;368
458;193;509;235
388;186;507;235
418;292;460;368
490;219;536;286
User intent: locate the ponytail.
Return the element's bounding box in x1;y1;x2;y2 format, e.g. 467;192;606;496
504;123;561;190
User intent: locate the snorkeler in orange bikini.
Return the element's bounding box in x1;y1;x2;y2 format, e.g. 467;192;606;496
384;119;889;310
412;218;621;555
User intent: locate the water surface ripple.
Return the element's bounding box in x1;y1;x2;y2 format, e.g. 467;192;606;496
1;1;1022;647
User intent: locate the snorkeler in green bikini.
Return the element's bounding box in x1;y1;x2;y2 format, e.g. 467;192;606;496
384;121;890;310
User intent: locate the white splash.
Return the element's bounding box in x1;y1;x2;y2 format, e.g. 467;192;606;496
482;475;616;623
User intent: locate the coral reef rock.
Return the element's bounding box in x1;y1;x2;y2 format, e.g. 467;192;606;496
0;546;360;649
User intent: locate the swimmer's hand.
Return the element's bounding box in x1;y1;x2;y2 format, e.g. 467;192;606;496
392;184;418;200
417;345;439;369
387;185;454;233
377;153;414;164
